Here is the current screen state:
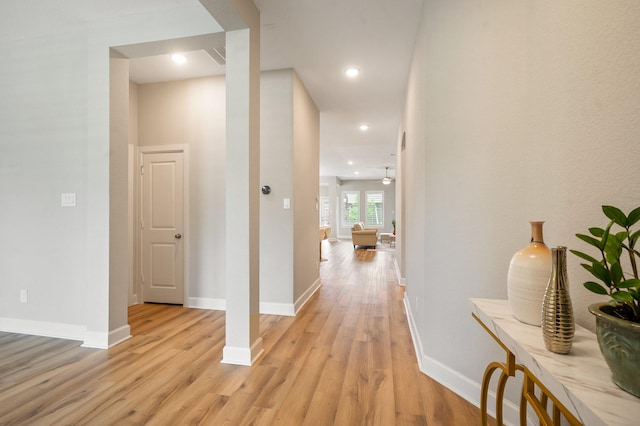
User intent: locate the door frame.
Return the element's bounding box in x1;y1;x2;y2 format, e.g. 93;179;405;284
136;144;190;305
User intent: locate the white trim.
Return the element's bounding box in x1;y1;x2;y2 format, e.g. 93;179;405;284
0;318;85;341
128;144;138;308
82;331;109;349
294;277;321;314
186;297;226;310
221;337;264;366
108;325;131;347
394;259;405;286
137;145;190;306
364;190;385;227
402;293;519;425
260;302;295;316
185;282;321;317
259;278;322;317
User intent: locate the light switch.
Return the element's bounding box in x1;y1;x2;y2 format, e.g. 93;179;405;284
61;193;76;207
283;198;291;209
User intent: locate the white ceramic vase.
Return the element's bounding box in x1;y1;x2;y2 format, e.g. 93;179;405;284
507;221;551;326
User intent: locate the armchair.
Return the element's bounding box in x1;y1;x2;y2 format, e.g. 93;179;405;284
351;222;378;249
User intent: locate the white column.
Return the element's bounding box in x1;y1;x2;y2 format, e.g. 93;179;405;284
222;24;262;365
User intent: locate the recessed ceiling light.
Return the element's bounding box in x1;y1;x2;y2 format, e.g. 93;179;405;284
345;67;360;78
354;171;360;175
347;161;354;165
359;124;369;131
171;53;187;65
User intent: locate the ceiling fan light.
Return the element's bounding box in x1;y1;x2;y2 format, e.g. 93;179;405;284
382;177;391;185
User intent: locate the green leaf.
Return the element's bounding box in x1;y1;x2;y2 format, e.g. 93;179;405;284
615;231;629;242
589;262;611;285
610;262;623;285
589;227;604;237
628;206;640;227
612;292;634;303
584;281;609;295
618;278;640;289
576;233;602;249
604;236;622;265
630;230;640;248
569;249;600;265
602;220;614;247
603;205;628;227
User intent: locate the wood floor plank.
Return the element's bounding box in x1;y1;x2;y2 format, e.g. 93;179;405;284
0;240;487;425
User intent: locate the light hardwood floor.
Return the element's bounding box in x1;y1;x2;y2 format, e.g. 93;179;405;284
0;240;486;425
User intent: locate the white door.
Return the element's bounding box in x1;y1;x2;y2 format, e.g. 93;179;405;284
141;151;184;304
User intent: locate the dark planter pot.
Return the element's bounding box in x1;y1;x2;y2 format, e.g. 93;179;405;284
589;303;640;397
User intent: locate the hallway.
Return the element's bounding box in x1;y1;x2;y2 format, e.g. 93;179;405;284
0;240;483;425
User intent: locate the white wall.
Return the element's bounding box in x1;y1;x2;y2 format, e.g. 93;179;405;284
0;0;222;345
400;0;640;419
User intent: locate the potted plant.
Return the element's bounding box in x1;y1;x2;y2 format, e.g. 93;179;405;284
392;219;396;235
571;205;640;397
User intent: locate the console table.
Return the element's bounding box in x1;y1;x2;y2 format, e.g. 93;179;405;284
470;298;640;426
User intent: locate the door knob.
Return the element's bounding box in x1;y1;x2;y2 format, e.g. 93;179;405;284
175;234;182;239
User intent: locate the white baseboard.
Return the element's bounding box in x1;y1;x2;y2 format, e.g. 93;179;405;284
402;294;519;425
394;259;405;286
221;337;264;366
108;325;131;348
82;330;109;349
260;302;295;316
0;317;85;341
260;278;321;316
294;277;321;314
128;294;139;306
185;283;322;318
186;297;226;310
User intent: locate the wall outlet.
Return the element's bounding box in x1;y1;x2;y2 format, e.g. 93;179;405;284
20;289;28;303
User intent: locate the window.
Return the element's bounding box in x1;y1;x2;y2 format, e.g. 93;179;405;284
366;191;384;226
341;191;360;227
319;196;330;226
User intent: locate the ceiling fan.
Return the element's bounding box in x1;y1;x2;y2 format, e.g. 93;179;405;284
381;167;394;185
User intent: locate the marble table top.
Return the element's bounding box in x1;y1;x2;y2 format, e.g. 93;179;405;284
470;298;640;426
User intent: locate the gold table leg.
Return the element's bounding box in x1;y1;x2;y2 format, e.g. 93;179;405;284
472;313;583;426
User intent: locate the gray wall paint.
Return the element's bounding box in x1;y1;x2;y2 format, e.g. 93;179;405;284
292;71;320;303
401;0;640;417
134;69;319;310
0;1;222;343
137;76;228;301
260;70;295;305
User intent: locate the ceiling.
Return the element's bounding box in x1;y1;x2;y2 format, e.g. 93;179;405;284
128;0;424;181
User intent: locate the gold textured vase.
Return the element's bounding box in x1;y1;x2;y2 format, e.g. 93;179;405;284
541;246;575;354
